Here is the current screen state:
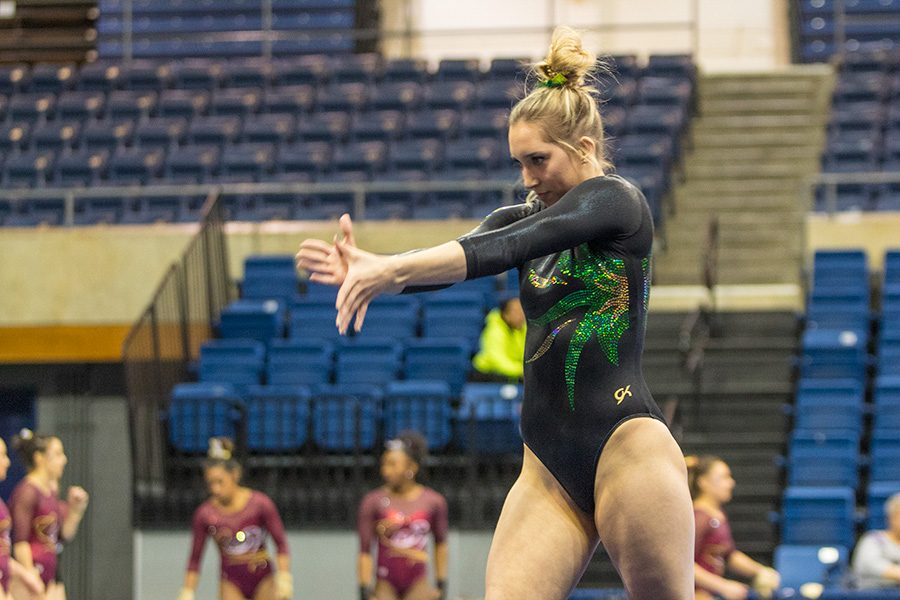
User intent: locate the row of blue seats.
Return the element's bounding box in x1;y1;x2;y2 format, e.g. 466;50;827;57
781;483;900;547
798;0;900;62
197;337;478;393
0;81;691;121
0;55;695;93
787;425;900;487
168;380;523;454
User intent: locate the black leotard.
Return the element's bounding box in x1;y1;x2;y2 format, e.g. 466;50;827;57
456;174;665;514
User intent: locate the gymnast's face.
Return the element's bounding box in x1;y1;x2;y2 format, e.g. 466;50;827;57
39;438;67;482
699;460;735;505
381;450;416;490
509;121;596;206
205;465;240;505
0;439;8;481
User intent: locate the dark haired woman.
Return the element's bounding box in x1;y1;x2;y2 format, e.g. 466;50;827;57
687;455;780;600
177;438;292;600
9;429;87;600
0;436;44;599
358;431;448;600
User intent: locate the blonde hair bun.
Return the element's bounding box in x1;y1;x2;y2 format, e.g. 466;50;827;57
535;26;597;89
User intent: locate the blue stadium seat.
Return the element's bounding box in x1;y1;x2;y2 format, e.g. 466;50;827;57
370;82;423;112
487;57;528;81
788;429;860;487
403;338;472;396
312;384;382;451
383;380;454;450
271;59;326;87
198;339;266;387
335;338;403;385
245;385;312;452
242;113;296;145
333;141;388;177
460;109;509;140
316;82;369;113
833;72;886;104
55;149;109;187
424;81;477;111
445;138;501;172
0;64;29;95
120;60;173;90
406;109;460;140
352;110;405;142
31;122;80;152
813;250;868;286
107;148;165;185
277;141;332;177
219;144;276;182
296;111;351;143
165;145;221;183
382;58;428;84
261;85;316;115
267;339;333;386
290;297;341;342
171;60;224;89
188;115;242;147
168;382;244;453
73;196;127;225
436;58;481;82
56;91;106;121
637;77;692;106
221;59;272;88
391;138;443;174
30;63;77;93
455;383;523;453
645;54;696;81
781;486;856;547
211;88;262;116
158;89;211;118
7;92;55;121
331;53;382;84
866;481;900;530
0;123;30;153
774;544;849;592
107;90;158;120
800;329;869;381
476;80;520;110
77;60;122;91
134;118;188;149
3;150;55;188
869;430;900;482
218;299;285;341
350;296;419;341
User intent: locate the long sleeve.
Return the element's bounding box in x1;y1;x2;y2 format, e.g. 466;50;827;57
357;493;377;554
10;485;37;545
431;494;449;545
853;532;895;580
402;202;537;293
457;176;643;279
186;506;208;572
259;494;290;556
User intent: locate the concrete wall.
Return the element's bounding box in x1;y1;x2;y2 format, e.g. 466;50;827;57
134;529;493;600
381;0;791;72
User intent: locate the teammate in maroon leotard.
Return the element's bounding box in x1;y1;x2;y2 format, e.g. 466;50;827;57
178;438;293;600
9;429;88;600
358;431;448;600
0;436;43;600
687;455;780;600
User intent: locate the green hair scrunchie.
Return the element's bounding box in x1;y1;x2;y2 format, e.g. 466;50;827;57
542;72;568;88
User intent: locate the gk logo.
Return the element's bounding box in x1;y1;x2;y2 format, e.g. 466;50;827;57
614;385;632;405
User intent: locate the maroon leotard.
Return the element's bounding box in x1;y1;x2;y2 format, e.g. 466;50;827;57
10;480;66;586
358;487;448;596
187;490;289;600
0;498;11;593
694;507;736;592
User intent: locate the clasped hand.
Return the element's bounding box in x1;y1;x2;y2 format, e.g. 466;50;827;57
295;214;402;335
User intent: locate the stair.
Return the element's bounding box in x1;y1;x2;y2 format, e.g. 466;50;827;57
654;67;835;286
580;311;797;587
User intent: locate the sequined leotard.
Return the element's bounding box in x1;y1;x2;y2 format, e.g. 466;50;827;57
456;175;665;514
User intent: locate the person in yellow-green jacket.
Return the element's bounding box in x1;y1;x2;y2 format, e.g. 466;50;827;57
472;295;527;382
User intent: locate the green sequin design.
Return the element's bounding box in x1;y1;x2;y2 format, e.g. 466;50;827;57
527;246;635;411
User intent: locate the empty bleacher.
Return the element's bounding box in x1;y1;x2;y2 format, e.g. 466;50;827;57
0;53;694;226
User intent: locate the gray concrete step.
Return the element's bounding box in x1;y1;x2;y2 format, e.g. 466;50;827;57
693;130;825;147
685;160;820;180
699;96;820;116
688;145;823;163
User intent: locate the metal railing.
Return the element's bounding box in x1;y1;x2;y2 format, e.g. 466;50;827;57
122;189;231;502
810;171;900;215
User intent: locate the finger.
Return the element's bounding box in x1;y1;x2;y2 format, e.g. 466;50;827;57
299;239;334;253
308;273;337;285
340;283;367;335
354;298;370;332
340;213;356;246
